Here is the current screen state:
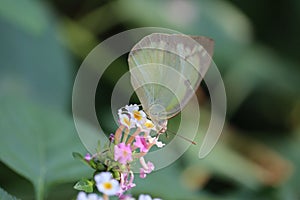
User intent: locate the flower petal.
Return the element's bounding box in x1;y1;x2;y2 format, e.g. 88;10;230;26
94;172;112;184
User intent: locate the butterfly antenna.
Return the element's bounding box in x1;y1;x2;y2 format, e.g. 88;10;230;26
166;130;197;145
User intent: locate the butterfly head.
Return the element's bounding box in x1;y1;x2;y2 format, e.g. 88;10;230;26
156;119;168;134
148;103;168;134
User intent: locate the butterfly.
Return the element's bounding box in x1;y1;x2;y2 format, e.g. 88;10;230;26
128;33;214;134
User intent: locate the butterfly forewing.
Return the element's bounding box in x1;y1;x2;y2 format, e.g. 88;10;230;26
128;33;214;122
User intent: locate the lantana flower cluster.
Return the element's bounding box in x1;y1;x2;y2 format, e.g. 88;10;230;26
74;104;165;200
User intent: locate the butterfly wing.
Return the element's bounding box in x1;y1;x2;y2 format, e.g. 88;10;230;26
128;33;214;121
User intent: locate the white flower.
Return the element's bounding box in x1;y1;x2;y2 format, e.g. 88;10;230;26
137;119;155;134
131;110;147;124
119;114;135;129
155;140;165;148
119;105;150;129
77;192;103;200
118;108;123;115
143;120;155;129
94;172;120;196
125;197;136;200
125;104;139;113
147;136;165;148
138;194;162;200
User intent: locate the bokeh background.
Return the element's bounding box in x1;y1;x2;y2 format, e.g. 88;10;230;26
1;0;300;199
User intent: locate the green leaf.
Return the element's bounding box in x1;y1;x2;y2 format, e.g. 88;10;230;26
73;152;89;164
0;187;20;200
73;152;85;160
0;0;48;35
132;162;220;200
72;152;87;163
169;104;262;189
0;0;72;109
0;96;92;200
225;44;300;115
74;179;94;193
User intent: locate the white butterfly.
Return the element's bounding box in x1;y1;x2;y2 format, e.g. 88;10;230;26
128;33;214;134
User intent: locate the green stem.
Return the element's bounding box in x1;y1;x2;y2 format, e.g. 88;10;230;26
103;194;109;200
126;128;141;145
115;125;124;144
35;182;45;200
122;128;130;143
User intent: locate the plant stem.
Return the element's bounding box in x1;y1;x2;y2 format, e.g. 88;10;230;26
115;125;124;144
103;194;109;200
126;128;141;144
122;128;129;143
35;182;44;200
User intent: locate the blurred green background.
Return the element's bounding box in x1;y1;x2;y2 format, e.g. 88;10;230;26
0;0;300;199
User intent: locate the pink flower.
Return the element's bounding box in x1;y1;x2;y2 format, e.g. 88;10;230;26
134;136;149;152
119;171;136;194
109;133;115;143
84;153;92;161
139;157;154;178
119;194;135;200
140;168;147;179
114;142;133;164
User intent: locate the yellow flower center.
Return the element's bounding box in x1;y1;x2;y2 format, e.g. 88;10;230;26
145;121;154;128
103;182;113;190
122;150;128;157
123;117;130;127
133;110;142;121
